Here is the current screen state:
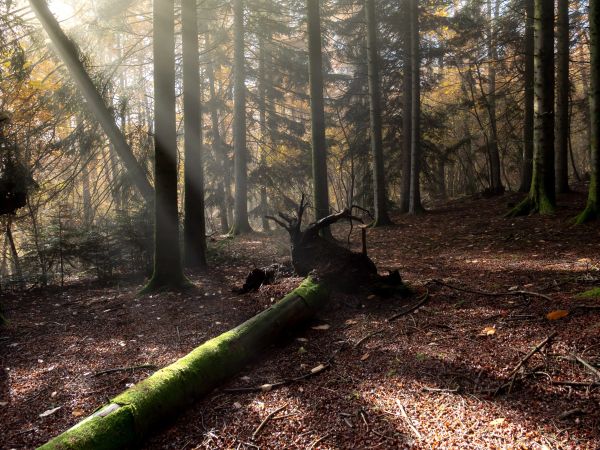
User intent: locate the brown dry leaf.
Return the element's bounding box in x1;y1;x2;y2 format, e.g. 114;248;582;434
489;418;506;426
72;409;85;417
480;326;496;336
360;353;370;361
260;384;273;392
546;310;569;321
345;319;358;325
311;324;330;330
367;295;376;300
39;406;61;418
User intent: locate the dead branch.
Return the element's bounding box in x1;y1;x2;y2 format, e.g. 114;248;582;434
94;364;157;376
252;403;289;440
571;354;600;381
223;363;329;394
388;291;430;322
431;279;553;302
495;332;557;395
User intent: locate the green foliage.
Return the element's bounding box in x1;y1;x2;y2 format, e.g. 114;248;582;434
575;287;600;299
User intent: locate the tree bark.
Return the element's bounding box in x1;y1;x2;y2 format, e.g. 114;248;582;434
509;0;555;216
28;0;153;203
486;0;503;194
231;0;253;234
143;0;186;290
258;35;271;232
576;0;600;223
307;0;330;224
555;0;570;193
519;0;534;192
182;0;207;268
400;0;412;213
365;0;392;226
206;33;231;234
38;278;329;450
408;0;423;214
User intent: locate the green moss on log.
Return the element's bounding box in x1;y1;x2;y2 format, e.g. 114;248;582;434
39;277;329;450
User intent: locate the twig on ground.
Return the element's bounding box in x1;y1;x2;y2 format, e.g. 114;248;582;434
431;279;553;302
421;386;460;393
223;363;330;393
549;380;600;387
495;332;557;396
94;364;157;376
571;354;600;381
354;331;383;348
252;403;289;440
396;400;422;440
307;432;332;449
388;291;430;322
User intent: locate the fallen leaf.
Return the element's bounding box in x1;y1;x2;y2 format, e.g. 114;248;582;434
345;320;358;325
546;310;569;321
296;337;308;342
360;353;371;361
39;406;61;418
311;324;330;330
489;417;506;426
367;295;376;300
480;326;496;336
233;402;242;409
260;384;273;392
72;409;85;417
298;346;307;354
0;401;8;407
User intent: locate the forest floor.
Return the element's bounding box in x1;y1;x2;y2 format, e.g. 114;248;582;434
2;188;600;449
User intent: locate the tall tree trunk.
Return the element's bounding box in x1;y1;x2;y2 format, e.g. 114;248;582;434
400;0;412;213
519;0;534;192
486;0;503;194
29;0;153;203
555;0;570;193
307;0;330;223
231;0;253;234
576;0;600;223
182;0;207;268
408;0;423;214
509;0;555;216
365;0;392;226
143;0;186;291
258;35;271;232
205;34;230;234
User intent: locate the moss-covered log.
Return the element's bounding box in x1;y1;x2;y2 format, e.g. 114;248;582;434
39;277;329;450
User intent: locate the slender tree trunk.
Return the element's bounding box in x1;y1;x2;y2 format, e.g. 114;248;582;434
519;0;534;192
408;0;423;214
258;35;270;232
400;0;412;213
6;217;22;282
182;0;207;268
29;0;153;202
486;0;503;194
307;0;330;223
509;0;555;216
143;0;186;290
365;0;392;226
231;0;252;234
555;0;570;193
205;36;230;234
576;0;600;223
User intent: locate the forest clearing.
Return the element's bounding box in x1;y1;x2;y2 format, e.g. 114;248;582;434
2;191;600;448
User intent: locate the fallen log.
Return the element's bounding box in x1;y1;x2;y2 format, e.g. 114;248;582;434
39;277;329;450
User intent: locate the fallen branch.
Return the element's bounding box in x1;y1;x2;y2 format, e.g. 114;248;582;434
431;279;553;302
549;380;600;387
388;291;430;322
571;354;600;381
94;364;157;377
252;403;289;440
307;432;332;450
396;400;422;440
495;332;557;396
223;363;330;394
